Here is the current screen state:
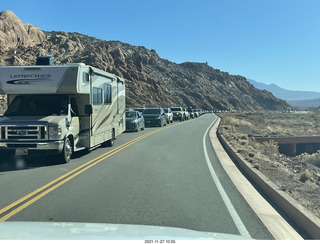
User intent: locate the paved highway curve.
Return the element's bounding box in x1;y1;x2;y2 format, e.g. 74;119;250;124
0;114;273;239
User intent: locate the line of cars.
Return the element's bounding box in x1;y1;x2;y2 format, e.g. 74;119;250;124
125;107;204;132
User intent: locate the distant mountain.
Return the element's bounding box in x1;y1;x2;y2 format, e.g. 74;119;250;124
247;79;320;101
247;79;320;109
286;98;320;108
0;10;290;111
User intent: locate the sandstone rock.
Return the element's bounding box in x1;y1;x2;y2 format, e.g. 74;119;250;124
0;10;45;51
0;10;291;111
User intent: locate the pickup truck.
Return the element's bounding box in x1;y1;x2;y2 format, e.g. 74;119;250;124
171;106;186;121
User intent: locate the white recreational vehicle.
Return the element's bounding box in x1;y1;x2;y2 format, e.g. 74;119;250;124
0;57;126;163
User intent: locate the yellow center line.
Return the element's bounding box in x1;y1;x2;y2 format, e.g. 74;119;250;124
0;121;185;221
0;132;149;216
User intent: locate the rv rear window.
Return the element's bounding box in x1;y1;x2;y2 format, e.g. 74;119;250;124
93;87;103;105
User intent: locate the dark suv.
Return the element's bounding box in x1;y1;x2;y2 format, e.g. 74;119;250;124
143;107;167;127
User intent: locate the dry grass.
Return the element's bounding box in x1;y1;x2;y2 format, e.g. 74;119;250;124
300;170;312;183
218;111;320;219
297;151;320;167
221;111;320;137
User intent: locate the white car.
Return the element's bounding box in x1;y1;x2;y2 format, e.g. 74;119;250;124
163;108;173;123
184;108;190;120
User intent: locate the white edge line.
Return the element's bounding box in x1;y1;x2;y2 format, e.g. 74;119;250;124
203;116;251;238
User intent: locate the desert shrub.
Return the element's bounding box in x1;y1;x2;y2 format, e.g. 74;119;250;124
237;147;249;155
246;158;255;163
280;183;296;194
239;134;248;140
248;152;255;158
256;140;279;160
248;138;263;151
299;170;312;182
296;151;320;167
225;117;252;128
253;163;260;169
240;140;247;146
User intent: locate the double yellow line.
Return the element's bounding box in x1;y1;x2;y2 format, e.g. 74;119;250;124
0;124;178;221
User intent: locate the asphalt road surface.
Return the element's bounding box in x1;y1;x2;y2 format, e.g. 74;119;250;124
0;114;273;239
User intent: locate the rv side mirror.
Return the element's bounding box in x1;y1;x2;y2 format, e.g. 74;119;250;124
85;105;93;115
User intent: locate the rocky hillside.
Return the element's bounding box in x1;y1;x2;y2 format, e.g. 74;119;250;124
0;10;290;111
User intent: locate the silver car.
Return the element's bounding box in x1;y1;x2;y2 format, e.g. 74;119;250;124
125;111;145;132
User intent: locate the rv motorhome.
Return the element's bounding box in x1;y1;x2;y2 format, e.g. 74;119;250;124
0;57;126;163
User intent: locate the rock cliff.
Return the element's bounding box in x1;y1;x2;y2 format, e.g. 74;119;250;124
0;10;290;111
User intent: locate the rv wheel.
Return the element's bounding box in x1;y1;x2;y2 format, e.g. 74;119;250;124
59;137;72;163
105;130;115;147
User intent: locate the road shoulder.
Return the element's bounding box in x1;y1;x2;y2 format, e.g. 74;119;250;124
209;117;303;240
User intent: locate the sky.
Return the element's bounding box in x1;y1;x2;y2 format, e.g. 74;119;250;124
2;0;320;92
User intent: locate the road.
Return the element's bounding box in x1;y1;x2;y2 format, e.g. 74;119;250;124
0;114;273;239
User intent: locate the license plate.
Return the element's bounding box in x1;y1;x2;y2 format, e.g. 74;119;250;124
16;148;28;156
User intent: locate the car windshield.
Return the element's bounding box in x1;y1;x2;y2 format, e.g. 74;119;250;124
1;3;319;241
135;108;144;112
4;95;68;116
143;109;160;114
126;111;136;118
171;107;182;111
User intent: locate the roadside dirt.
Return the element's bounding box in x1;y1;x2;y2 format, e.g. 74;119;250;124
217;111;320;219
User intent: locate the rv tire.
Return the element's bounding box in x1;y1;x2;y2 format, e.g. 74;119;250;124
105;130;115;147
58;137;72;164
